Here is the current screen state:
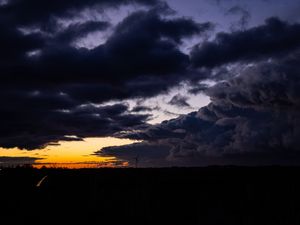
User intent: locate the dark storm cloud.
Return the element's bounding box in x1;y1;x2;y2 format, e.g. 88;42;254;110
0;2;208;148
0;22;44;60
101;53;300;166
191;17;300;68
0;102;150;150
1;6;211;86
0;1;213;150
0;0;160;26
206;60;300;110
0;156;42;165
96;142;170;167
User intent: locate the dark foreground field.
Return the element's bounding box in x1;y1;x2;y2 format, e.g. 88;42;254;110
1;167;300;225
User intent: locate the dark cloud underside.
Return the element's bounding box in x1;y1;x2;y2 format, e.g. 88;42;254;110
100;54;300;166
0;1;212;149
0;156;42;165
191;17;300;68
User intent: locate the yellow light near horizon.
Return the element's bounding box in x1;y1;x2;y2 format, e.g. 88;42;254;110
0;137;137;166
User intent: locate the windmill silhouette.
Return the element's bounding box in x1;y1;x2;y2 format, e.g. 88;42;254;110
134;155;139;168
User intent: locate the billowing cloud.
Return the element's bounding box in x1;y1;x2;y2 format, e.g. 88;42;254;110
0;1;212;150
191;18;300;68
0;102;150;150
97;52;300;166
0;4;212;94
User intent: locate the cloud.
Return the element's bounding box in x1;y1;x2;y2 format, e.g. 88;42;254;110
0;22;44;60
0;156;43;166
188;83;210;95
0;0;160;26
225;6;251;30
52;21;111;44
191;17;300;68
103;52;300;166
0;102;151;150
1;0;299;164
0;2;213;150
168;94;191;108
96;142;170;167
1;5;211;91
131;106;153;113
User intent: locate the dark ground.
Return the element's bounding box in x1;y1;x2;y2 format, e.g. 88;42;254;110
0;167;300;225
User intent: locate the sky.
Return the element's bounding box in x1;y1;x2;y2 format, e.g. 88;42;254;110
0;0;299;167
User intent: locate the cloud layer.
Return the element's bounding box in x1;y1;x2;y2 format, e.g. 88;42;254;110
100;53;300;166
0;1;211;149
0;156;42;166
0;0;299;166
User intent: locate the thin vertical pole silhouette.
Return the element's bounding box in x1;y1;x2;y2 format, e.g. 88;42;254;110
134;155;139;168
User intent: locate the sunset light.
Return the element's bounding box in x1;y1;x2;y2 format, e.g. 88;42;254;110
0;137;137;168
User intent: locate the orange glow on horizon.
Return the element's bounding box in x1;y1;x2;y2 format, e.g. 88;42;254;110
32;161;129;169
0;137;137;168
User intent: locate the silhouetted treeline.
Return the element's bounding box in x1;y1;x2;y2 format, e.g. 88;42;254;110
0;166;300;225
